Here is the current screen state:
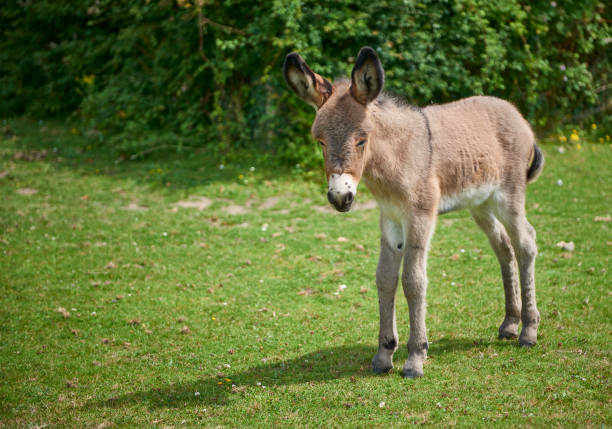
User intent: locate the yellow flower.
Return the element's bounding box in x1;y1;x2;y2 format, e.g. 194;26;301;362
212;317;216;320
225;378;231;382
217;381;222;385
591;123;597;130
81;74;95;85
576;144;581;150
599;137;604;143
238;174;244;180
71;127;78;135
570;133;579;142
558;135;567;142
606;135;610;141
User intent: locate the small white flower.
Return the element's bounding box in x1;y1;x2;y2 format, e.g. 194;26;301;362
558;147;565;153
556;179;563;186
249;166;255;172
256;381;261;386
563;75;568;82
559;64;566;71
223;302;228;306
261;223;268;232
91;311;96;316
219;164;224;169
223;363;231;368
194;391;200;396
162;232;168;236
460;249;465;253
551;1;557;7
379;401;385;408
339;284;347;291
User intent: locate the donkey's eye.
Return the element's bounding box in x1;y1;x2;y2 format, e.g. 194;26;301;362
356;139;367;147
317;140;326;147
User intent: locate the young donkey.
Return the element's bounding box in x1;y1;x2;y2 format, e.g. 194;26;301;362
283;47;544;378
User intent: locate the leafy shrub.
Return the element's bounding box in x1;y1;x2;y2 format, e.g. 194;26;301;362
1;0;609;167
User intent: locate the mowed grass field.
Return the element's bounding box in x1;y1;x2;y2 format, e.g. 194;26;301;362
1;120;610;428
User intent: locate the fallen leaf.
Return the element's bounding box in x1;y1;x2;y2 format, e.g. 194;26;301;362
231;385;247;394
127;319;140;326
66;379;77;388
181;326;190;334
297;288;314;296
104;261;117;269
315;233;327;240
556;241;575;252
337;236;348;242
594;215;611;222
56;307;70;318
450;253;460;261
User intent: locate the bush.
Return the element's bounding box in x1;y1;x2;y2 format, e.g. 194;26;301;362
1;0;609;166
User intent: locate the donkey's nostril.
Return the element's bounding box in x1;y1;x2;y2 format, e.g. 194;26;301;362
344;192;354;205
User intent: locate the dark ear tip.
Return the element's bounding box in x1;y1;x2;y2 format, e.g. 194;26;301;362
284;52;302;68
357;46;379;60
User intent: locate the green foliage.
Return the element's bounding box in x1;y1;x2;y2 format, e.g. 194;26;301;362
1;0;610;166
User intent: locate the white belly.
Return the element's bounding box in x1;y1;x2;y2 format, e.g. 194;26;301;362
439;185;499;214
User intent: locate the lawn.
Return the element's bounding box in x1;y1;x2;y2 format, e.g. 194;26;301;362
1;119;610;428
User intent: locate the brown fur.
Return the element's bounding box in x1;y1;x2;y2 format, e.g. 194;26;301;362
283;47;543;378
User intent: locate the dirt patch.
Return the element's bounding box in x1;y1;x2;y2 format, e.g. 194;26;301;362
122;202;148;211
259;196;280;210
13;150;47;161
16;188;38;195
174;196;213;210
312;205;334;214
353;200;378;211
223;204;249;215
312;199;377;214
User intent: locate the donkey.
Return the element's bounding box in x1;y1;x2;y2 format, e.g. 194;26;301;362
283;47;543;378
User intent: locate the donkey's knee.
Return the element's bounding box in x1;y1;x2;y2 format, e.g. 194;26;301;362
401;274;427;300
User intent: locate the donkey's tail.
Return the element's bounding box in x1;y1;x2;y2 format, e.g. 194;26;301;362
526;143;544;183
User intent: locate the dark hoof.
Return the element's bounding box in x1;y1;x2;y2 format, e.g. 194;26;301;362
401;368;424;379
372;363;393;374
519;338;537;348
498;331;518;340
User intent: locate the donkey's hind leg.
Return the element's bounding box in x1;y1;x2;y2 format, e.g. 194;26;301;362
471;206;521;339
494;195;540;347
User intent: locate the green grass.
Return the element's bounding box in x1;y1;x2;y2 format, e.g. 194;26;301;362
1;119;610;428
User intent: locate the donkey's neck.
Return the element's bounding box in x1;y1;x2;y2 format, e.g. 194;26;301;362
362;100;430;202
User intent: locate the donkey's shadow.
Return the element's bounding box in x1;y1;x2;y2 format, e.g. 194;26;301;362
93;338;511;409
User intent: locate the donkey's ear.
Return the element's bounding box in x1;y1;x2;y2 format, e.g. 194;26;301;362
283;53;332;110
350;47;384;105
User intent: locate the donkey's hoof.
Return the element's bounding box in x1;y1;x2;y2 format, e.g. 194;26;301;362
519;337;537;348
372;363;393;374
401;366;424;379
498;318;520;340
498;330;518;340
519;325;538;347
372;352;394;374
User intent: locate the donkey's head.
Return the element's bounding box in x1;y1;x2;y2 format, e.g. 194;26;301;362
283;47;384;212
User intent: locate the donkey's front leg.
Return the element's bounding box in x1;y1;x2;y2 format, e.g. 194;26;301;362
401;212;436;378
372;235;403;374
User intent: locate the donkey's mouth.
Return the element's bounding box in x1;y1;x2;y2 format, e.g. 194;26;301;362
327;191;354;212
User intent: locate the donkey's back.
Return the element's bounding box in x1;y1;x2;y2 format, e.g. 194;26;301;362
425;96;541;201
